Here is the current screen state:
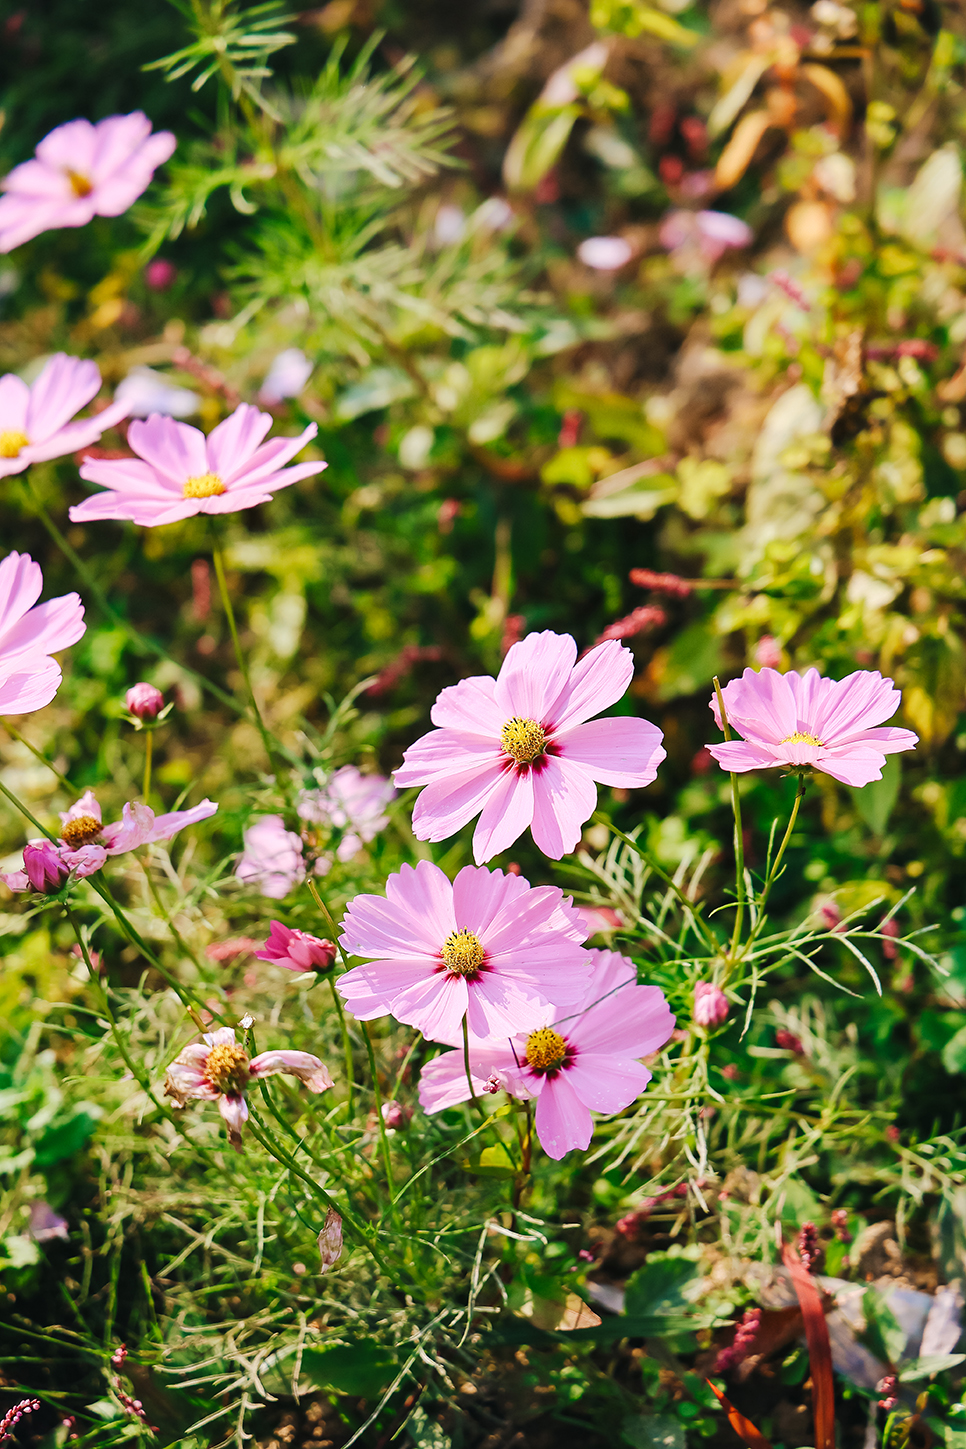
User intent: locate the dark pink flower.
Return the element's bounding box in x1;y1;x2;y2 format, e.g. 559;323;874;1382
20;840;69;892
693;981;729;1028
0;353;129;477
0;550;86;716
337;860;591;1046
395;631;666;863
255;920;336;973
380;1099;411;1129
714;1307;761;1373
708;667;918;787
125;682;164;719
70;403;327;527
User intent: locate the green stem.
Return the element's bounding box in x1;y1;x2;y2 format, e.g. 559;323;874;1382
362;1021;398;1209
142;730;153;804
713;676;745;961
746;773;807;949
462;1015;483;1115
210;537;281;775
307;877;355;1117
592;812;718;952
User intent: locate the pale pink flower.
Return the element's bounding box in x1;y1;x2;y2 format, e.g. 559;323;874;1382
69;403;327;527
235;816;306;899
660;209;753;262
394;631;666;863
0;112;176;252
576;905;622;936
707;667;918;787
577;236;633;270
125;682;164;719
0;353;129;477
258;348;313;405
2;788;217;890
297;765;395;861
255;920;337;972
0;551;85;715
337;860;592;1046
418;949;675;1159
164;1026;332;1148
693;981;729;1027
380;1099;411;1129
755;635;782;670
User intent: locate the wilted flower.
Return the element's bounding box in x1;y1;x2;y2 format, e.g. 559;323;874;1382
3;788;217;889
0;353;129;479
577;236;633;270
70;403;327;527
380;1099;411;1129
297;765;395;861
255;920;336;973
235;816;306;899
0;112;175;251
693;981;729;1028
338;860;591;1046
418;950;675;1159
164;1026;333;1147
125;682;164;720
317;1206;343;1273
258;348;313;405
395;630;665;863
114;366;199;420
708;667;918;787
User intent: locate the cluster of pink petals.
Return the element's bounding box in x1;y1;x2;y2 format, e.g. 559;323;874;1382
659;209;753;262
337;859;591;1046
0;550;86;715
297;765;395;862
255;920;337;972
2;788;217;890
708;667;918;786
164;1026;332;1148
69;404;327;527
395;630;665;863
235;815;306;898
418;949;675;1159
0;113;176;252
0;353;129;479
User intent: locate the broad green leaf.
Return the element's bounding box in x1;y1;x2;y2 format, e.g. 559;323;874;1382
900;1353;966;1381
624;1251;703;1317
851;753;901;835
300;1343;396;1398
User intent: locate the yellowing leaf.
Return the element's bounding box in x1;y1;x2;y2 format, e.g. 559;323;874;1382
715;110;773;190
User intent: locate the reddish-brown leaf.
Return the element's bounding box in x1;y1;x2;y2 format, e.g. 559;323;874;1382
782;1243;835;1449
705;1379;773;1449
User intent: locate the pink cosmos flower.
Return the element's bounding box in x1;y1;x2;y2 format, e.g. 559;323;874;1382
125;682;164;719
235;816;306;898
255;920;337;972
707;667;919;787
2;788;217;890
337;860;592;1046
0;113;176;253
418;949;675;1159
164;1026;332;1148
0;353;130;478
394;631;666;864
576;905;622;936
69;403;327;527
297;765;395;862
0;550;85;716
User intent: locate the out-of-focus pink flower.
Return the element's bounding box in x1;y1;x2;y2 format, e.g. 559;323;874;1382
205;938;256;962
629;568;693;598
707;667;918;787
380;1099;411;1129
0;113;176;252
297;766;395;862
876;1372;898;1410
437;498;460;534
660;209;753;263
722;1063;740;1081
395;630;666;863
258;348;313;405
577;236;633;270
595;605;666;645
125;682;163;720
70;403;327;527
558;409;583;448
797;1221;824;1274
164;1026;332;1148
775;1027;805;1055
235;816;305;899
0;354;129;479
3;788;216;890
114;366;198;420
576;904;622;936
317;1206;343;1273
145;258;176;290
255;920;336;973
418;949;674;1159
769;270;810;311
365;644;444;697
694;981;729;1028
337;859;591;1046
830;1208;852;1243
692;747;713;774
755;636;782;670
0;551;85;717
886;1123;900;1142
880;916;901;959
501;613;526;657
714;1307;761;1373
28;1200;69;1241
818;898;843;932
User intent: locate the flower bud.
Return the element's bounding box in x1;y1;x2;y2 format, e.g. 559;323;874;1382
755;635;782;670
125;683;164;720
694;981;729;1028
255;920;337;973
317;1206;343;1274
380;1100;411;1130
23;840;69;893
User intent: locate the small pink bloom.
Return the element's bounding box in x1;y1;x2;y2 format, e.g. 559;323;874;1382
205;937;257;962
0;550;86;716
775;1028;805;1055
693;981;729;1028
714;1307;761;1374
876;1372;898;1410
125;682;163;719
797;1220;823;1274
722;1063;740;1081
660;209;752;263
595;605;666;645
395;630;666;863
235;816;306;899
818;898;844;932
380;1099;411;1129
164;1025;332;1147
255;920;336;972
0;353;129;478
337;859;592;1046
755;635;782;670
297;765;395;862
418;949;674;1159
145;258;176;291
628;568;693;598
707;667;918;787
831;1208;852;1243
576;905;622;936
3;788;217;890
70;402;327;527
0;112;176;252
577;236;633;271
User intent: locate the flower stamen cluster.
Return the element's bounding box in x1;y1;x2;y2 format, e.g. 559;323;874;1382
441;929;486;977
183;471;225;499
500;716;547;765
203;1043;251;1094
61;814;103;849
525;1027;569;1073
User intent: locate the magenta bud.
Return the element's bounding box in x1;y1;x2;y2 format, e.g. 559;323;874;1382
254;920;337;973
125;683;164;720
694;981;729;1028
380;1100;411;1130
145;258;176;291
23;841;69;892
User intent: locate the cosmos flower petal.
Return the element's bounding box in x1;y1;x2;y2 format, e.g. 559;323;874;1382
573;981;675;1055
529;756;597;860
534;1073;593;1159
558;716;666;787
565;1054;653;1114
384;860;459;943
494;630;578;719
395;728;500;786
25;354;100;438
472;763;535;864
389;972;469;1043
428;674;504;734
451;862;531;936
706;740;783;773
218;1092;249;1147
464;976;547;1043
249;1050;333;1093
549;639;635;730
204;403;275;478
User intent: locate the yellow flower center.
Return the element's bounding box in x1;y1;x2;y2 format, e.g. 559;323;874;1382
183;472;226;500
204;1043;251;1094
60;815;102;849
0;430;28;458
65;169;93;198
525;1027;568;1073
500;716;546;765
781;732;824;747
441;929;486;977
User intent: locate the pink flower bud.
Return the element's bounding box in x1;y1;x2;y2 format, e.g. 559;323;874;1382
776;1028;805;1055
125;683;164;720
23;840;69;892
694;981;729;1028
145;258;176;291
380;1099;411;1129
755;635;782;669
255;920;337;972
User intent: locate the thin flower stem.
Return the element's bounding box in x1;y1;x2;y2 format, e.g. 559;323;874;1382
462;1015;483;1115
361;1021;399;1210
592;812;718;951
307;877;355;1116
744;773;807;952
210;537;281;775
142;731;153;804
713;676;745;961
